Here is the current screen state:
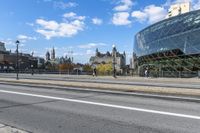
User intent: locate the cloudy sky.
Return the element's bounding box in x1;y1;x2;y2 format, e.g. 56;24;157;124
0;0;200;63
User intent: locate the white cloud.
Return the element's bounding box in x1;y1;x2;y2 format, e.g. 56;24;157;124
26;22;34;27
63;12;76;18
54;1;77;9
72;52;85;56
131;5;167;24
111;0;133;26
131;0;200;24
177;0;192;2
17;35;37;43
164;0;192;7
63;12;85;21
164;0;200;10
144;5;167;24
193;0;200;10
17;35;36;40
36;30;56;40
171;0;200;10
36;12;85;39
112;12;131;25
36;19;59;30
131;11;147;22
0;38;14;46
86;49;95;55
78;43;107;49
92;18;103;25
0;38;26;53
114;0;134;11
43;0;52;2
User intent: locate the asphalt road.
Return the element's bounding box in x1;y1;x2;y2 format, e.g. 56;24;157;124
1;73;200;89
0;84;199;133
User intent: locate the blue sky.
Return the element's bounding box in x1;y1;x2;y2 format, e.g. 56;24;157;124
0;0;200;63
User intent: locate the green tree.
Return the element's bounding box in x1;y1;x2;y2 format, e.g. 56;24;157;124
45;62;59;71
59;63;74;74
96;63;112;75
83;64;93;74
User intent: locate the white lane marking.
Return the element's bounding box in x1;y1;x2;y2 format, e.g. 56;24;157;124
0;90;200;120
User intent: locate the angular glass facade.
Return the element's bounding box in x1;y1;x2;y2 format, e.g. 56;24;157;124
134;10;200;76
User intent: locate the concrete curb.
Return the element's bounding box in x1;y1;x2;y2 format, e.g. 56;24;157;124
1;78;200;96
2;76;200;89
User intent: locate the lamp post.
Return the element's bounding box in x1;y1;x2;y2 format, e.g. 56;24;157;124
31;51;34;75
16;40;20;80
112;45;116;78
68;50;73;63
31;64;34;75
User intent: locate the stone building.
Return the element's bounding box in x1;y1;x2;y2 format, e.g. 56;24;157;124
46;51;50;61
130;52;137;70
51;47;55;60
0;42;6;52
45;47;56;62
45;47;72;69
0;42;38;71
89;46;126;73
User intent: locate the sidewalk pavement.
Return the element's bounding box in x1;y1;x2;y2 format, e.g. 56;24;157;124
2;73;199;84
0;123;29;133
63;75;200;84
29;74;200;84
0;77;200;97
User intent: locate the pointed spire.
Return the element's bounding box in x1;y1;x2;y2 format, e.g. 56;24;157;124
112;45;117;52
46;51;50;61
51;46;55;60
112;45;117;57
96;48;100;56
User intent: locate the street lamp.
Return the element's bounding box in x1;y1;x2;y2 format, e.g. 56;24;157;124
16;40;20;80
31;64;34;75
112;45;116;78
31;51;34;75
68;50;73;63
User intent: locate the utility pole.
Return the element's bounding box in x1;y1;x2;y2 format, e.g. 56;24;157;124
31;51;34;75
112;45;116;78
68;50;73;63
16;40;20;80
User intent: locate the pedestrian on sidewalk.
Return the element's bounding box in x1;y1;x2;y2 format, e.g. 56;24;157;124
93;68;97;77
145;67;149;78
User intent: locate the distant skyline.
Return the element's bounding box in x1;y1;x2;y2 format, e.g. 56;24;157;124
0;0;200;63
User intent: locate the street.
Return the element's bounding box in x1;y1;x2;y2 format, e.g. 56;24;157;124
0;84;199;133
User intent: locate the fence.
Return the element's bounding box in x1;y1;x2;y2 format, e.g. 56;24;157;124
0;69;199;78
144;71;198;78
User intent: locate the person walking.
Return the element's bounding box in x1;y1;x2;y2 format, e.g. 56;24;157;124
145;69;148;77
93;68;97;77
145;67;149;78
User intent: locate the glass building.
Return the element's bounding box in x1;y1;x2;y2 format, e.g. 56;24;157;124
134;9;200;77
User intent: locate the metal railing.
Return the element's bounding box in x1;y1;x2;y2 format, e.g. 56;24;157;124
0;69;199;78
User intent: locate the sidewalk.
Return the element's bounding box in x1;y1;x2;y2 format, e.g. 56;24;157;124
63;75;200;83
0;77;200;97
2;73;199;84
0;123;29;133
32;74;200;84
